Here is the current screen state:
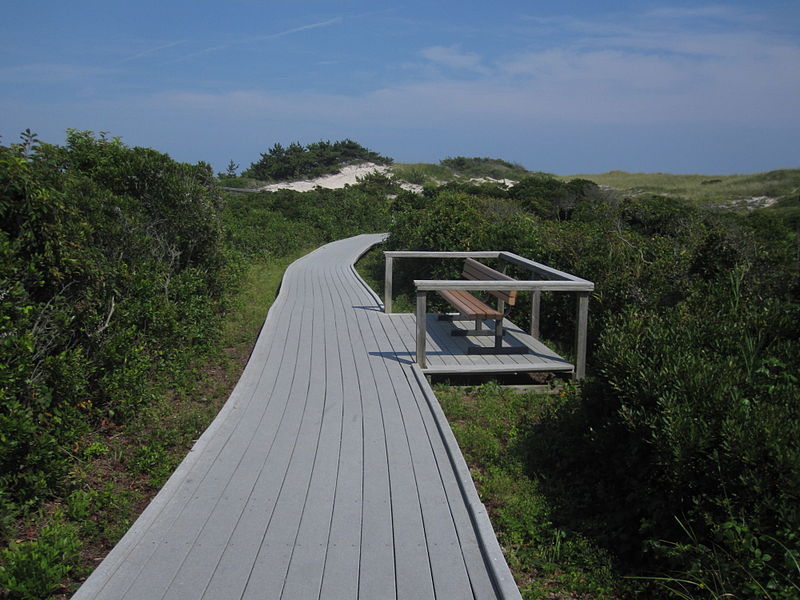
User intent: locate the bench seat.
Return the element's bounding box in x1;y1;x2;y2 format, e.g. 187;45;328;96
437;289;503;320
434;258;526;354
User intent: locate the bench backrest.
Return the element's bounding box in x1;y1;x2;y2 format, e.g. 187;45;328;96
462;258;517;306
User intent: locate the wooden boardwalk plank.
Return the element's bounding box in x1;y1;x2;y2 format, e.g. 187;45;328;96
356;281;437;600
317;265;367;600
279;264;346;599
73;234;521;600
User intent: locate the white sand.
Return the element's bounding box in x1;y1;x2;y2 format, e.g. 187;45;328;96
255;163;391;192
253;162;426;193
468;176;516;187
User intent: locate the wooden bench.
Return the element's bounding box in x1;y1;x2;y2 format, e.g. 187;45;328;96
437;258;526;354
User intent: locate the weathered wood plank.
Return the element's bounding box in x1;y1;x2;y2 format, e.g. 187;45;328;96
463;258;517;305
280;265;345;599
438;289;503;319
202;266;320;599
352;271;437;599
332;261;397;599
318;264;366;600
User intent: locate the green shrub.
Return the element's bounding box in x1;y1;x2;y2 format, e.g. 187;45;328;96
509;175;602;220
389;178;799;596
0;130;230;517
437;383;619;598
0;513;80;599
242;139;392;181
439;156;529;180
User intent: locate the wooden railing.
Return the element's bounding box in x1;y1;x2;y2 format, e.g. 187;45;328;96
383;251;594;379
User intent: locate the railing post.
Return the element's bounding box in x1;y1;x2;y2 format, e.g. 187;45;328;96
530;290;541;339
573;292;589;380
416;290;427;369
384;254;393;313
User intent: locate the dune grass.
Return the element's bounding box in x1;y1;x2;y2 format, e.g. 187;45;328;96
391;157;535;186
391;162;457;185
560;168;800;206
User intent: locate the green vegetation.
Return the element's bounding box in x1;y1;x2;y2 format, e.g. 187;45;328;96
2;130;798;598
391;162;456;185
437;383;619;599
391;156;535;187
217;176;263;190
0;131;397;597
563;169;800;207
440;156;531;179
1;129;228;505
241;138;392;182
0;511;80;599
383;171;799;598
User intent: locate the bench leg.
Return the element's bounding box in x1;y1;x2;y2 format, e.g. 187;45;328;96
451;319;494;337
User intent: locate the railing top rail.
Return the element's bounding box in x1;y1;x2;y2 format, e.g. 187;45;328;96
384;249;594;287
498;251;593;284
384;251;501;259
414;279;594;292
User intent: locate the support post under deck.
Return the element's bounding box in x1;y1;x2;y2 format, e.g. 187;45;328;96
574;291;589;380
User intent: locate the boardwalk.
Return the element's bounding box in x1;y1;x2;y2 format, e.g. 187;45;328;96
74;234;521;600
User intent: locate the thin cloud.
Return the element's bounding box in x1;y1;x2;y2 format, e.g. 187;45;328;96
122;40;187;62
420;45;487;72
167;17;343;64
250;17;343;41
165;45;229;65
643;5;749;21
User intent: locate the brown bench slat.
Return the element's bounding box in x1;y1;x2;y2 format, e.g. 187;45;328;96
462;258;517;306
437;289;502;320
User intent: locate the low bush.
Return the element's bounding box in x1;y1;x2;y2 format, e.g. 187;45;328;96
0;512;80;600
439;156;530;180
242;139;392;182
437;383;619;599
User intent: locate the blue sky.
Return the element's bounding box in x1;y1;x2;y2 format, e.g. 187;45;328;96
2;1;799;174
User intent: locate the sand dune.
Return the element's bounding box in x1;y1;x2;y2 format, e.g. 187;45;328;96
255;163;391;192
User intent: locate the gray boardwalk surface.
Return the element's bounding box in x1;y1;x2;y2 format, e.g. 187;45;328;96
387;313;573;375
73;234;521;600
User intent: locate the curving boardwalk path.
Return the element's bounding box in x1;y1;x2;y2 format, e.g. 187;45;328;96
74;234;521;600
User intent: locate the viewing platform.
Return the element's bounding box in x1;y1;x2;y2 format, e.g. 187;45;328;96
383;250;594;379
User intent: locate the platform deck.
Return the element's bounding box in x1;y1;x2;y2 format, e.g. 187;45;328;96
386;313;573;375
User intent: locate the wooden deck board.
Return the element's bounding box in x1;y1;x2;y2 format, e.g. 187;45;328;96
388;312;572;374
329;261;397;600
73;234;522;600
